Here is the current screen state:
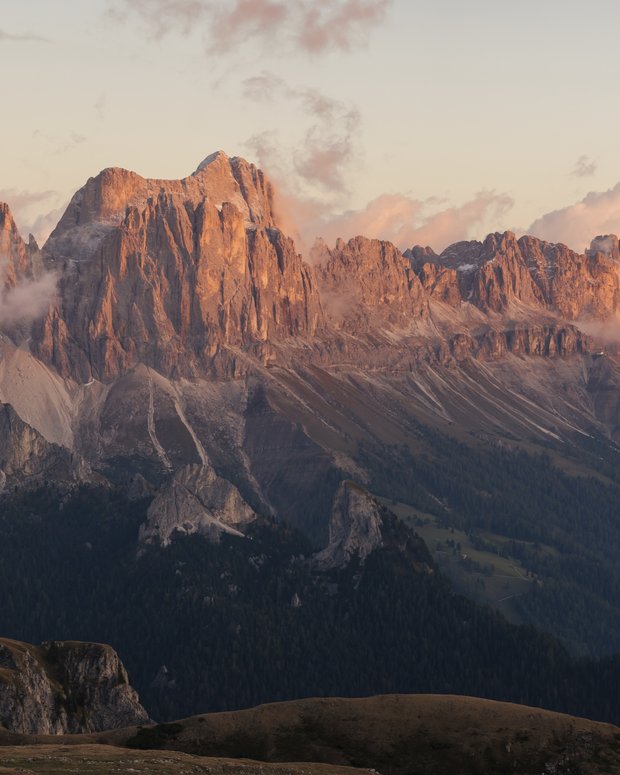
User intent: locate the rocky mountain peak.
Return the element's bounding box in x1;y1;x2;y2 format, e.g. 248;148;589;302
0;202;34;288
32;153;323;381
406;230;620;320
44;152;278;267
316;235;429;330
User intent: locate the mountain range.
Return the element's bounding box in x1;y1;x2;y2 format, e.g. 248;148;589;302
3;151;620;724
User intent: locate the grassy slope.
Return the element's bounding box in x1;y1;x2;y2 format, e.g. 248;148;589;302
0;746;370;775
4;695;620;775
381;498;542;622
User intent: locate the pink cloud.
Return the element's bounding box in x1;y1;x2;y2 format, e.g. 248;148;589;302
0;270;57;326
297;0;391;53
304;191;514;253
243;75;361;199
528;183;620;252
108;0;392;53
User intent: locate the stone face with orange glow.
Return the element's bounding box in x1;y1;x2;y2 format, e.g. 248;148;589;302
32;153;324;381
26;156;620;385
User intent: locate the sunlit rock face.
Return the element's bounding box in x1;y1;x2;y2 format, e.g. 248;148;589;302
32;152;324;381
409;231;620;321
314;236;429;331
0;203;35;288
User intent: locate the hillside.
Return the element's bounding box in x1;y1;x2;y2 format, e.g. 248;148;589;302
3;695;620;775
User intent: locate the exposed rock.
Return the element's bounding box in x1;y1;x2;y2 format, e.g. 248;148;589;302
0;403;73;486
33;157;323;381
3;153;620;543
414;262;461;306
0;204;34;290
140;463;256;546
411;230;620;320
0;638;149;734
314;481;383;569
449;323;591;362
316;237;428;331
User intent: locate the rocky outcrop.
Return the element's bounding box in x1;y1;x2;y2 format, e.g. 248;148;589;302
0;204;36;292
140;463;256;546
0;403;73;488
42;151;276;265
447;323;591;362
413;262;461;306
33;154;324;381
0;638;149;734
314;481;383;569
315;237;428;331
410;231;620;320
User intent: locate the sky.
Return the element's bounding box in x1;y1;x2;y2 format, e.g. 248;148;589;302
3;0;620;254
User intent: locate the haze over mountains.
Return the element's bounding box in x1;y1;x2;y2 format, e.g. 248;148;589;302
4;152;620;726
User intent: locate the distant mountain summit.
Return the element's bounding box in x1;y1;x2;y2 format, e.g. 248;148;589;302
32;151;320;382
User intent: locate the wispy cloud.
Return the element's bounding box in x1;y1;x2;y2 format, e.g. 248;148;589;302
242;72;361;211
296;0;391;54
52;132;87;156
0;268;58;326
528;183;620;252
243;72;361;199
107;0;392;54
94;92;107;121
571;154;597;178
0;190;65;245
302;191;514;254
0;29;50;43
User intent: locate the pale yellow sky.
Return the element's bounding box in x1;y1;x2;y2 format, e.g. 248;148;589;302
2;0;620;253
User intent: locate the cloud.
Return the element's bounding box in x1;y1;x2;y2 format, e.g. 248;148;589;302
0;29;50;43
0;190;65;246
296;0;391;54
28;207;67;246
571;155;597;178
52;132;87;156
94;93;107;121
209;0;288;53
243;73;361;199
308;191;515;253
107;0;392;53
528;183;620;252
0;270;58;326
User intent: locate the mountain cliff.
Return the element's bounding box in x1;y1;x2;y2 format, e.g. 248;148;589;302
32;152;323;382
407;230;620;319
0;638;149;734
0;403;74;488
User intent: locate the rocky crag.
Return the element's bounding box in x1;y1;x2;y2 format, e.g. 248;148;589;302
0;638;149;734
